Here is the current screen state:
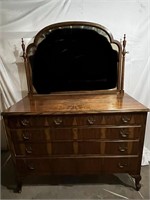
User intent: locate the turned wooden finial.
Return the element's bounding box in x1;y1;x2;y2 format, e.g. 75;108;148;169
21;38;31;93
21;38;26;60
120;34;129;93
122;34;129;56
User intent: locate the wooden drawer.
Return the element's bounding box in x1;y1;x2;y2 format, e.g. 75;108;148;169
10;127;141;143
6;113;145;129
16;156;139;175
13;140;139;156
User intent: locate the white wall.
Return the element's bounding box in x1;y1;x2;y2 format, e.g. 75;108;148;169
0;0;150;152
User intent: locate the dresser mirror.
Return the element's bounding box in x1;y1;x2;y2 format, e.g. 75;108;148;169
22;21;125;94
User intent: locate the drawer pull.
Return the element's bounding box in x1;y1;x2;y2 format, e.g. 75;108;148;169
27;163;35;170
25;146;32;154
21;119;29;126
118;146;127;152
120;129;129;138
54;118;62;125
121;116;131;123
22;133;30;140
87;117;95;125
118;162;127;168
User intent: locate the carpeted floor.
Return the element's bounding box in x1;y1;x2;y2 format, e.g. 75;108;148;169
1;151;150;199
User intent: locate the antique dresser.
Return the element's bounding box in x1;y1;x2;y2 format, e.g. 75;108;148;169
2;21;149;192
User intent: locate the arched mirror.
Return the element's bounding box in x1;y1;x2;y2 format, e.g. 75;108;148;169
23;21;125;94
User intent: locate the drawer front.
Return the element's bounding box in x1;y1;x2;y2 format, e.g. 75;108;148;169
10;127;141;143
16;157;139;175
13;141;139;156
6;113;146;128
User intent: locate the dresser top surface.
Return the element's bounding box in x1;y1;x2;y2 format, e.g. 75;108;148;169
2;93;149;116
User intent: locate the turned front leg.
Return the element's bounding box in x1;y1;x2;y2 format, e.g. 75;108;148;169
131;174;141;191
14;173;23;193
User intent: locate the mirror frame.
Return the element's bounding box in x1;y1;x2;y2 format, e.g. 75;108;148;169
22;21;127;95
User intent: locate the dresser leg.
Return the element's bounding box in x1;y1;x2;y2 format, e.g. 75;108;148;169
14;175;22;193
131;175;141;191
14;181;22;193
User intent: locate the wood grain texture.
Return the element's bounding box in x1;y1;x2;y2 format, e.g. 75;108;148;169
2;93;148;115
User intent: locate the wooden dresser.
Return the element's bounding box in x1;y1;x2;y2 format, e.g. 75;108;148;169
2;22;149;192
2;93;148;192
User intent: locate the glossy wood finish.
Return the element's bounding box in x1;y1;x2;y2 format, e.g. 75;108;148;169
2;93;148;115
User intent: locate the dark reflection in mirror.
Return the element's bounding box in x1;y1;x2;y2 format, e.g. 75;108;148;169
27;24;120;94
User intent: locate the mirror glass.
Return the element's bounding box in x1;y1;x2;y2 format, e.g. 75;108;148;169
27;25;119;94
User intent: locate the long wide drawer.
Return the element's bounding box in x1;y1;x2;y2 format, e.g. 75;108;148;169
13;141;139;156
16;156;139;175
10;127;141;143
